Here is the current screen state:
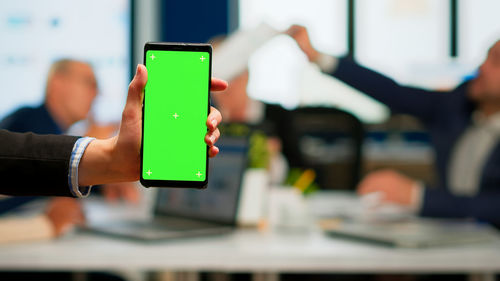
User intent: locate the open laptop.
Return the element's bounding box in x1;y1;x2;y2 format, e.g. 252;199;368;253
85;134;248;241
321;217;499;248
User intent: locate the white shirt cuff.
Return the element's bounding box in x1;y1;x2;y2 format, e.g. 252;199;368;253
68;137;95;198
315;52;339;74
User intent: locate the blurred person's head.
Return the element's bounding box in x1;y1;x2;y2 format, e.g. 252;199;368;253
44;59;98;129
209;35;252;122
213;70;250;122
468;40;500;114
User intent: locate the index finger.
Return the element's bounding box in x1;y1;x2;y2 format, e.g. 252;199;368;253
211;78;228;92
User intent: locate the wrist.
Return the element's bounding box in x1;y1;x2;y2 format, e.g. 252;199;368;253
78;138;114;186
408;181;424;213
310;50;320;63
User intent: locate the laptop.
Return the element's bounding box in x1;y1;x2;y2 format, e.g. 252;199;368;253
85;134;248;241
321;217;499;248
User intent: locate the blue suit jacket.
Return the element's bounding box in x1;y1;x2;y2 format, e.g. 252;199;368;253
331;57;500;224
0;104;63;135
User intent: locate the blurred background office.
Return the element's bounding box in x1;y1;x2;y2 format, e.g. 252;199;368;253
2;0;499;184
2;0;500;281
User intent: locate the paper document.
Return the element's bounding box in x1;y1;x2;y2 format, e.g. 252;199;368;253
212;23;279;81
298;62;390;123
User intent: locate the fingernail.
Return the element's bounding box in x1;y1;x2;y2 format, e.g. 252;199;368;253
211;119;217;127
210;135;216;144
136;64;140;75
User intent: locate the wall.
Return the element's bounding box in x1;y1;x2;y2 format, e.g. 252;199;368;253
161;0;232;43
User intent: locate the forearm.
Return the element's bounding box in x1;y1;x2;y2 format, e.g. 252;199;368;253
318;55;442;123
0;130;78;197
420;188;500;224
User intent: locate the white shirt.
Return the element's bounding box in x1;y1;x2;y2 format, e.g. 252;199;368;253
448;111;500;196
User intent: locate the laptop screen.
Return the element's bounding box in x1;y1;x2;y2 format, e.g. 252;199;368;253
154;135;248;224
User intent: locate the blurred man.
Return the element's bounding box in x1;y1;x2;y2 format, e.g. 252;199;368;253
1;59;97;134
288;25;500;225
210;35;272;124
0;59;133;242
210;36;289;184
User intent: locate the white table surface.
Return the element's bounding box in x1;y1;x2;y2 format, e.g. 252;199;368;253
1;191;500;274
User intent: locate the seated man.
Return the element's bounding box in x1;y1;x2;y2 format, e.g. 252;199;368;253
288;25;500;225
1;59;97;135
210;36;291;184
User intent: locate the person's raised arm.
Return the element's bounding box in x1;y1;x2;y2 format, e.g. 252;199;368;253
286;25;452;125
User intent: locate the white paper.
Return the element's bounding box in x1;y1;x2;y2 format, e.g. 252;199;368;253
212;23;280;81
298;62;390;123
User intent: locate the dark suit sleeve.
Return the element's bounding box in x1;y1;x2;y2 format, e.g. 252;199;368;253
0;129;80;197
330;57;448;125
420;188;500;224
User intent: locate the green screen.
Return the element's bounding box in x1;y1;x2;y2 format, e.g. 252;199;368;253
143;50;210;182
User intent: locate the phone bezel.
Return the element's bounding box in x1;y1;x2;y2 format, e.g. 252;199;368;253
140;42;212;188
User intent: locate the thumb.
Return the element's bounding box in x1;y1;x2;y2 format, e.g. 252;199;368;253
125;64;148;110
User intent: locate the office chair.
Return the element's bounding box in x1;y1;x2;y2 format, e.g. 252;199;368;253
283;107;364;190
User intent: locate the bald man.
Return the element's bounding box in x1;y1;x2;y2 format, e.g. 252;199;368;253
1;59;97;134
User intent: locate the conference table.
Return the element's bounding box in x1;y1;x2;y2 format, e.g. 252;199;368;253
0;192;499;281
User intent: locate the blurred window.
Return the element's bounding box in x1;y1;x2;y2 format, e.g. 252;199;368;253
458;0;500;67
355;0;450;87
239;0;347;55
0;0;131;123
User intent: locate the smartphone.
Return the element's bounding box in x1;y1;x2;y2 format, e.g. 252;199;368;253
141;42;212;188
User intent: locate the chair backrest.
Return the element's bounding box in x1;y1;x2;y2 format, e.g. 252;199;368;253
283;107;364;190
